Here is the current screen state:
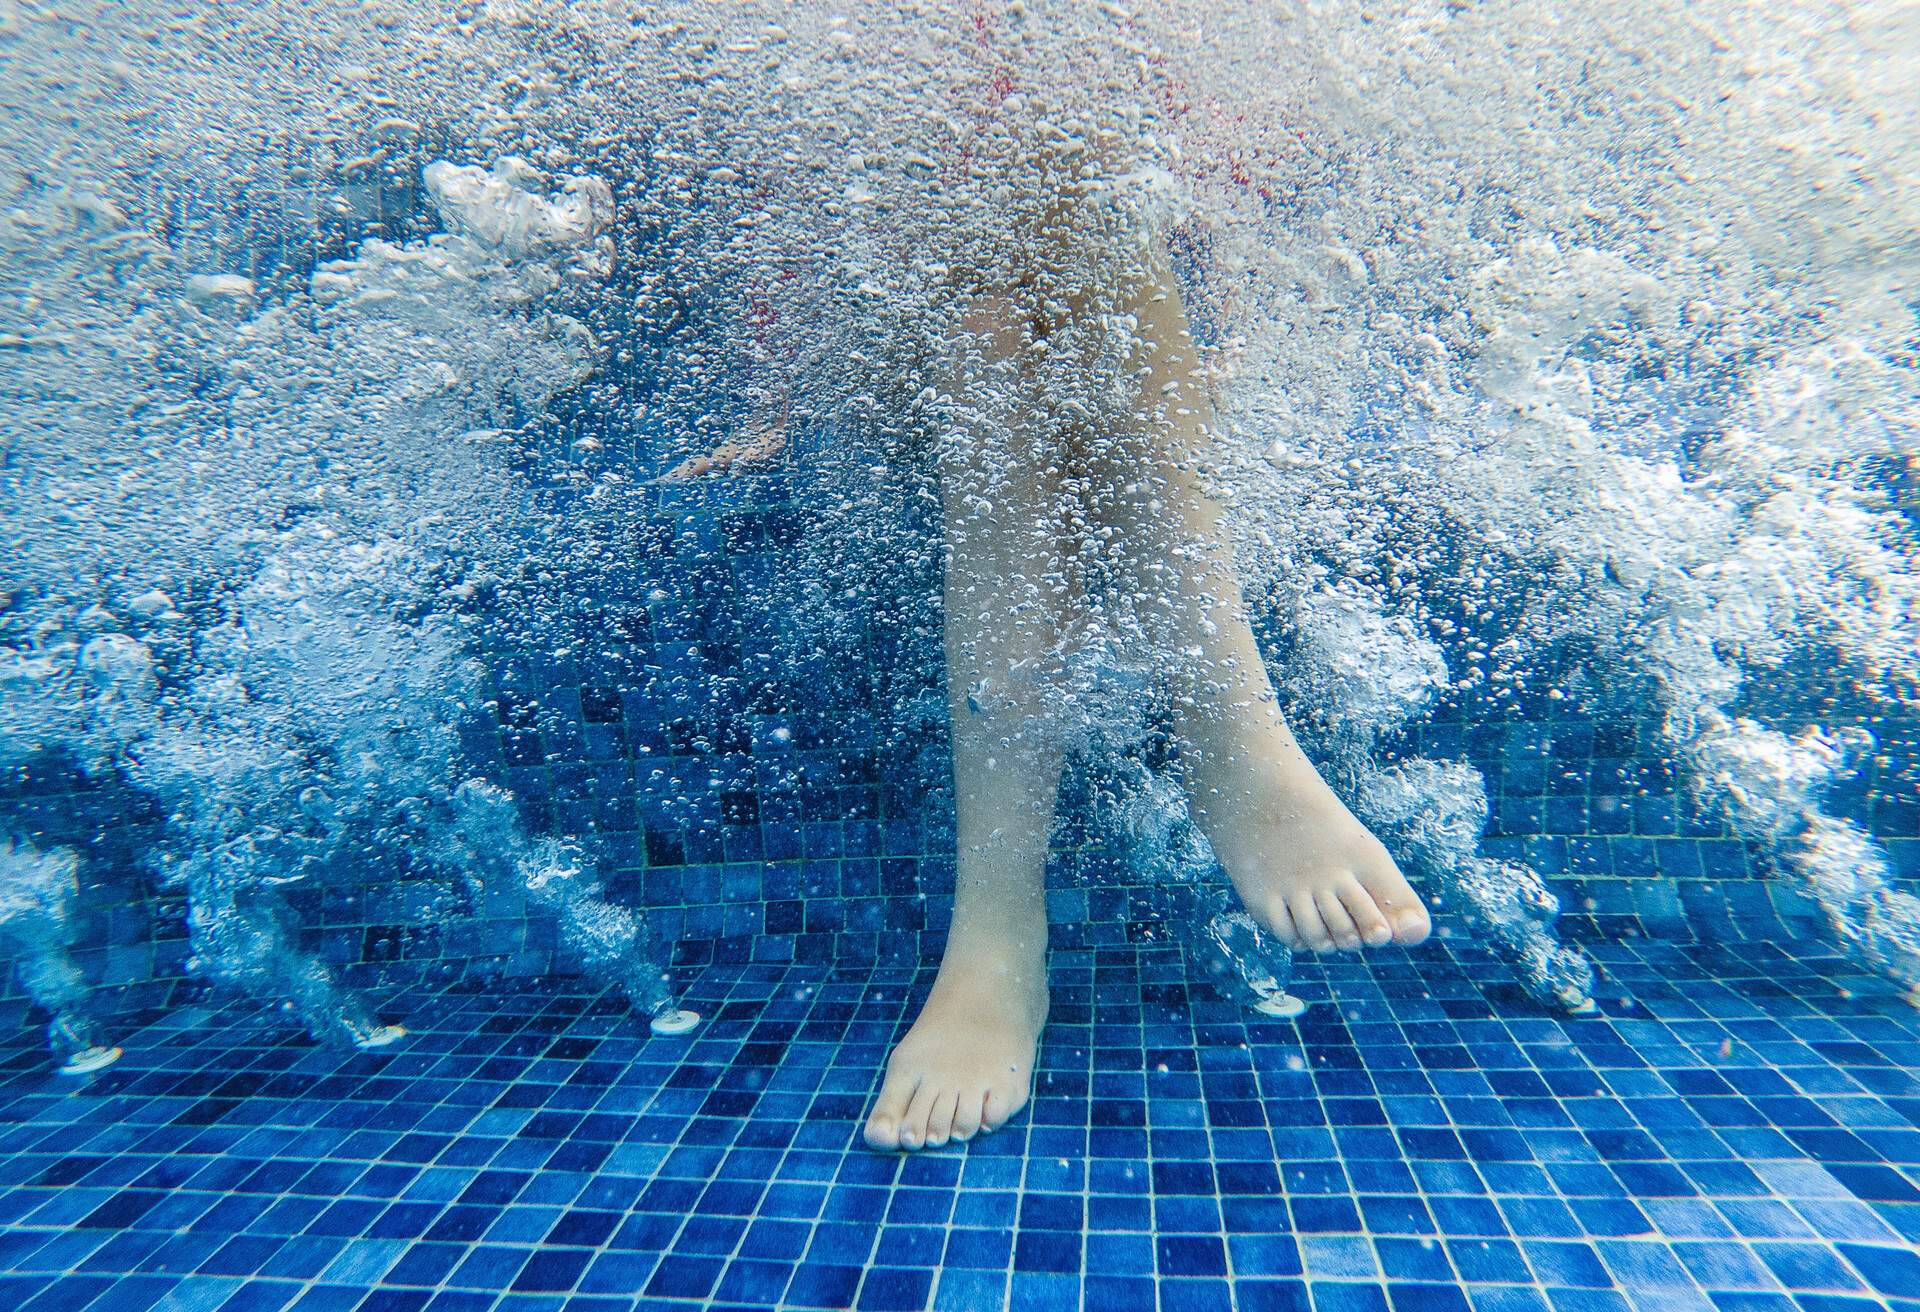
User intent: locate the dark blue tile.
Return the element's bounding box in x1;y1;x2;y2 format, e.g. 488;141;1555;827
1388;1285;1473;1312
785;1264;863;1308
1754;1243;1865;1293
1835;1244;1920;1299
1377;1238;1455;1282
1084;1276;1154;1311
642;1253;723;1301
1018;1193;1083;1231
1158;1279;1233;1312
200;1237;287;1278
1312;1283;1392;1312
575;1250;659;1295
1239;1281;1312;1312
1156;1235;1227;1277
945;1227;1013;1269
713;1258;790;1304
1013;1230;1080;1275
1230;1233;1303;1278
857;1268;933;1311
450;1246;532;1290
1525;1242;1614;1288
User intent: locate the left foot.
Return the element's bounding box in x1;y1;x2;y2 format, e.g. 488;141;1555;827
1182;696;1431;953
862;922;1047;1151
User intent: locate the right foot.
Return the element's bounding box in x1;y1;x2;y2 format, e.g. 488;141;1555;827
863;934;1047;1151
1182;696;1431;954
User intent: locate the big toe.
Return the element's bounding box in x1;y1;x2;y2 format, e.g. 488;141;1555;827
982;1083;1025;1133
863;1113;902;1151
1359;863;1430;945
863;1069;920;1151
1396;900;1432;945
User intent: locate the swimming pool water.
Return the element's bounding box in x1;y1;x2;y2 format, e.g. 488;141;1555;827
5;923;1917;1312
5;6;1920;1310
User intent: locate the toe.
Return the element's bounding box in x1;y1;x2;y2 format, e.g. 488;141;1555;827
1258;894;1299;947
952;1089;984;1141
897;1080;941;1150
1314;886;1362;950
982;1088;1008;1131
925;1089;960;1148
1287;892;1333;952
983;1080;1025;1133
1337;875;1394;947
1357;862;1430;945
1398;904;1432;945
863;1068;920;1151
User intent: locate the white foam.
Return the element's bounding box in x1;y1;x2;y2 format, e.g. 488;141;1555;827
1;0;1913;1027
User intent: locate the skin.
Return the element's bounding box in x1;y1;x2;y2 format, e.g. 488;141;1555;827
859;250;1429;1152
674;202;1432;1155
866;292;1064;1149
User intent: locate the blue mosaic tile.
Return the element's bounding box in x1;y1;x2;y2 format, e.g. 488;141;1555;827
4;933;1920;1312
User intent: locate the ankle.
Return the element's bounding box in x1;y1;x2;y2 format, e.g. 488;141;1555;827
942;913;1046;967
935;913;1047;992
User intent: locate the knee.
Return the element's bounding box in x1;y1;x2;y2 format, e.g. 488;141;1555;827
956;651;1078;725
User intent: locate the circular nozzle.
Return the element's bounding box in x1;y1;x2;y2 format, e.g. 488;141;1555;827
58;1045;123;1076
1253;993;1308;1019
650;1008;700;1035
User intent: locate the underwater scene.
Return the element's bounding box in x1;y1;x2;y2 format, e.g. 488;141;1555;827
2;2;1918;1310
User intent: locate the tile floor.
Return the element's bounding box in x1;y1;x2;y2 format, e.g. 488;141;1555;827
2;925;1918;1312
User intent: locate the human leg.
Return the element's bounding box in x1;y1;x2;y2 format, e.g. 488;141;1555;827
863;294;1071;1150
1067;252;1430;952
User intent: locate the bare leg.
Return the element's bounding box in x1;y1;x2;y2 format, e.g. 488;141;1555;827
1070;252;1431;953
863;294;1066;1151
